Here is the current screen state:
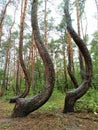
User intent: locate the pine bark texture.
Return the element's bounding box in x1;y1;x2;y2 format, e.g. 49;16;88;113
11;0;55;118
63;0;92;113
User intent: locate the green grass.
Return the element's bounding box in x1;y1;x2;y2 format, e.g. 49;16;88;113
40;90;65;111
1;88;98;113
75;88;98;113
0;122;11;129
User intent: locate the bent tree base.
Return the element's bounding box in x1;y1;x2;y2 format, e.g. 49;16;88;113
11;88;53;118
63;93;76;113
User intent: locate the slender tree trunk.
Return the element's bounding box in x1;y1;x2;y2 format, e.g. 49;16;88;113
11;0;55;118
15;58;20;95
76;0;85;80
67;32;78;88
44;0;48;48
14;41;16;80
27;32;36;92
62;43;68;91
0;0;11;47
2;55;8;90
2;4;16;92
2;24;13;90
31;32;36;92
63;0;92;113
10;0;31;103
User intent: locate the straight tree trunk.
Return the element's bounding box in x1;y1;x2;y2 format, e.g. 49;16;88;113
63;0;92;113
31;32;36;92
62;43;68;91
2;17;15;90
76;0;85;80
15;58;20;95
67;32;78;88
44;0;48;48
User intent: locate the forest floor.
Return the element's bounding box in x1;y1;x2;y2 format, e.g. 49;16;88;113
0;99;98;130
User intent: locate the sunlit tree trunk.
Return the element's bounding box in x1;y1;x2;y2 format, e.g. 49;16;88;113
76;0;85;80
67;32;78;88
63;0;92;113
62;42;68;91
2;15;15;90
27;32;36;92
31;32;37;92
11;0;55;118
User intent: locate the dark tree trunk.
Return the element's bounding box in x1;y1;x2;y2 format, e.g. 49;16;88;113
63;0;92;113
11;0;55;118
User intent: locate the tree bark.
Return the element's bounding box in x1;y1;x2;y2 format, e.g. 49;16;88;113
76;0;85;80
62;43;68;91
11;0;55;118
67;32;78;88
63;0;92;113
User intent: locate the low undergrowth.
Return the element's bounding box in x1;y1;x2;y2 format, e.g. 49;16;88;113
1;88;98;113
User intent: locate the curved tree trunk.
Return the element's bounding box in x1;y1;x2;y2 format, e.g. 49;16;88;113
10;0;31;103
63;0;92;113
11;0;55;118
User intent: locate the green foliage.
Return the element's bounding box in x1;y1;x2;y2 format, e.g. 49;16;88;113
75;89;98;113
91;31;98;61
34;58;45;93
90;31;98;89
2;88;14;102
0;123;11;129
2;87;98;114
0;69;4;82
40;89;65;111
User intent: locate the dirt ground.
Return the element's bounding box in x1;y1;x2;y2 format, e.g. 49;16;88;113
0;99;98;130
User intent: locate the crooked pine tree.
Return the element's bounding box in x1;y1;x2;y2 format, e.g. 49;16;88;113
63;0;92;113
11;0;55;118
